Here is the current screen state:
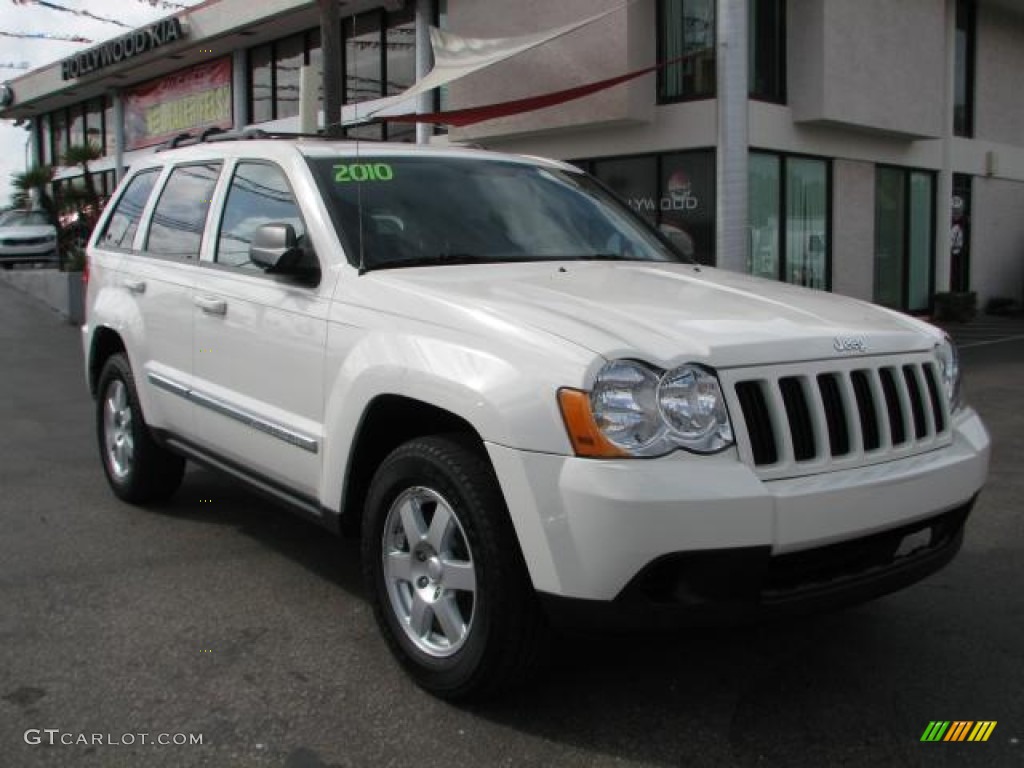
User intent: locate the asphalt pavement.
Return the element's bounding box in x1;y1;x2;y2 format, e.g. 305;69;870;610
1;282;1022;768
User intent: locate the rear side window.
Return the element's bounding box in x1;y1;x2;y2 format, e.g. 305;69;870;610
146;163;221;260
99;169;159;250
216;162;306;271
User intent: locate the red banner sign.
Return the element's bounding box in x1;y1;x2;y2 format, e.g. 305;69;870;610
124;58;232;150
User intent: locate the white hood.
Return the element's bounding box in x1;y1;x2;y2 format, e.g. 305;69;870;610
0;225;55;240
362;261;941;369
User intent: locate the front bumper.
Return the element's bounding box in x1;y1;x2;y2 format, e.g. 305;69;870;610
0;241;58;261
485;407;989;619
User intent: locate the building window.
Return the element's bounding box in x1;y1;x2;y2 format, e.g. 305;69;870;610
248;43;274;124
307;27;324;116
874;167;935;313
103;97;115;157
748;152;830;290
658;0;716;102
274;33;306;121
37;114;52;166
585;150;717;265
950;173;971;292
749;0;785;102
68;104;85;149
85;98;104;152
592;156;659;226
954;0;976;138
51;108;68;164
343;6;417;141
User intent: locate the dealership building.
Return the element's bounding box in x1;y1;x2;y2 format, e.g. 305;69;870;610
1;0;1022;313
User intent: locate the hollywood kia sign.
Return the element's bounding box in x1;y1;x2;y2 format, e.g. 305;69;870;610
60;18;185;81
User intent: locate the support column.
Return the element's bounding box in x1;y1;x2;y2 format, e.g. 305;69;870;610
27;117;39;169
715;0;749;273
415;0;435;145
233;48;249;130
319;0;344;137
934;0;957;294
112;91;125;183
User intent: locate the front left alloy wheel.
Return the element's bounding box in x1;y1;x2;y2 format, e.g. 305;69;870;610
363;435;546;701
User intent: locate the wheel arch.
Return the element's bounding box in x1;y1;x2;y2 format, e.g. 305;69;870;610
337;394;485;536
88;326;127;397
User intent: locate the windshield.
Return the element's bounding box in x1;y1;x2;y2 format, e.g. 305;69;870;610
307;156;690;270
0;210;52;227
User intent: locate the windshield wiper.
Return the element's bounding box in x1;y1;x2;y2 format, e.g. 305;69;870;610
368;253;493;270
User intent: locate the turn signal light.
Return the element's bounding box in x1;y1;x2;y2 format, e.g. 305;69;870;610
557;388;626;458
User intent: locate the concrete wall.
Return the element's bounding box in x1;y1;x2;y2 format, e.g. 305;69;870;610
831;159;876;302
971;177;1024;304
975;4;1024;148
0;268;82;324
788;0;946;139
447;0;654;143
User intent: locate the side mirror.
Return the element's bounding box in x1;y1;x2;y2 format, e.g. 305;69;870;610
250;223;299;271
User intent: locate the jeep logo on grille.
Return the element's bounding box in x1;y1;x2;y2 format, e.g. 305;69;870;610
834;336;867;353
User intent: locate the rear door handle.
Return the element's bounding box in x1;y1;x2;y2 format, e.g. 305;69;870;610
123;279;146;294
194;295;227;316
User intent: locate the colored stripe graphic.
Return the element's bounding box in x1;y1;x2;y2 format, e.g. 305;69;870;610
921;721;950;741
945;721;972;741
968;722;997;742
920;720;996;742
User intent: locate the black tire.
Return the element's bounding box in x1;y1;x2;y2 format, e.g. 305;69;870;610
1;263;12;270
96;353;185;504
362;435;546;701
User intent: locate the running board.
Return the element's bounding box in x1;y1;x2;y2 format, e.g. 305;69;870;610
164;437;340;535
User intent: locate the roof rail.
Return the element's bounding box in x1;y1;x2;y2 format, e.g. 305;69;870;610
155;128;379;151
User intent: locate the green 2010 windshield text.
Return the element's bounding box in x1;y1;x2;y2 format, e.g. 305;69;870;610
333;163;394;182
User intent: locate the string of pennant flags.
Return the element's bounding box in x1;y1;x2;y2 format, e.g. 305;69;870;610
10;0;130;28
0;30;92;43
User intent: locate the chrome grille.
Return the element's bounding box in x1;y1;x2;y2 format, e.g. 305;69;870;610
722;355;952;479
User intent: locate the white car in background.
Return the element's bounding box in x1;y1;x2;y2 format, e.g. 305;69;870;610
0;209;58;269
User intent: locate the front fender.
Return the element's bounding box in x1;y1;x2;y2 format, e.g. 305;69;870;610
319;325;588;511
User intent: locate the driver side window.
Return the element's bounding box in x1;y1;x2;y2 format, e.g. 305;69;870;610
216;162;306;271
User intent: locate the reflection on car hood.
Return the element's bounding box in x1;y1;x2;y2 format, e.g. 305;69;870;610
364;261;940;368
0;225;56;239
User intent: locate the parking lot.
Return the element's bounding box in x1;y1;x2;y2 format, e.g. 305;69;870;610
1;281;1021;768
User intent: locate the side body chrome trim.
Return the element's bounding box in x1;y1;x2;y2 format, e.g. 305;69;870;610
147;372;319;454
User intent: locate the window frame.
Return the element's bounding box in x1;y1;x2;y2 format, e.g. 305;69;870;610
873;164;937;314
749;149;832;291
954;0;976;138
749;0;787;104
657;0;718;104
208;158;317;280
141;161;223;262
96;167;162;252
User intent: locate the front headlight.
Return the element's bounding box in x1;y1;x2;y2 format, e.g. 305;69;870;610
559;359;734;458
935;336;963;412
590;360;665;454
658;365;734;452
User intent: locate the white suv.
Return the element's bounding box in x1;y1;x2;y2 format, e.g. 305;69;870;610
83;134;990;700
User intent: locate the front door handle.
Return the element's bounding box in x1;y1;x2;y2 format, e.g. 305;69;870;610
123;279;146;294
194;295;227;316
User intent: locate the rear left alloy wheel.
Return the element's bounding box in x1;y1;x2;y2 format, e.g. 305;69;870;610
96;354;185;504
363;436;546;701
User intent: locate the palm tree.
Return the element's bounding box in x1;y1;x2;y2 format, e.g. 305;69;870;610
10;164;56;221
61;143;103;221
